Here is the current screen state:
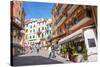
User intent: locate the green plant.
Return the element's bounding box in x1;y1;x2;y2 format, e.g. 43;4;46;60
62;47;67;54
60;47;68;58
72;46;77;54
82;48;88;60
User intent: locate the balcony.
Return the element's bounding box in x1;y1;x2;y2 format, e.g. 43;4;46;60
54;16;66;27
69;17;92;31
51;31;66;41
57;31;66;38
67;5;79;15
57;16;66;27
12;17;23;29
59;4;67;14
55;5;67;20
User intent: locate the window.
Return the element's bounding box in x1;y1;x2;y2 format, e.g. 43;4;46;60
38;34;40;38
42;27;44;30
73;17;78;24
33;25;35;27
38;23;40;25
47;26;49;30
30;25;32;28
33;35;35;38
38;28;40;32
42;33;44;38
26;29;28;32
45;27;46;30
50;31;51;35
60;28;62;32
30;30;32;33
86;7;92;18
88;39;96;47
64;23;66;29
30;36;31;39
47;30;48;34
19;11;21;16
26;24;28;27
45;32;46;35
50;24;51;27
33;29;35;32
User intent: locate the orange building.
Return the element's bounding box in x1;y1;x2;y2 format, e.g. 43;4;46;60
51;4;97;47
11;0;26;56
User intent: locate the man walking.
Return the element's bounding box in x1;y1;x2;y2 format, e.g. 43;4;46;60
52;45;56;58
48;46;52;58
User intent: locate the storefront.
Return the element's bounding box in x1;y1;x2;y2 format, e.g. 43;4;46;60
58;27;97;62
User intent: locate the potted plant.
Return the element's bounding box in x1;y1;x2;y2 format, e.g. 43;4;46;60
71;46;78;62
61;47;67;58
82;47;87;61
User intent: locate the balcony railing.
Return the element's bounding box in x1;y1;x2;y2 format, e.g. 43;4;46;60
54;16;62;26
57;31;65;38
67;5;79;15
59;4;67;14
54;16;66;27
12;16;23;29
69;17;92;31
57;16;66;27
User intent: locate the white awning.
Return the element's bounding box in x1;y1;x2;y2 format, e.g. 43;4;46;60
59;29;83;45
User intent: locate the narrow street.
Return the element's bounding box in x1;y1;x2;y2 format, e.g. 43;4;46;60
11;1;97;66
13;48;71;66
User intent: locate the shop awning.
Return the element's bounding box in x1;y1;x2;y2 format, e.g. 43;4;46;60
59;29;83;45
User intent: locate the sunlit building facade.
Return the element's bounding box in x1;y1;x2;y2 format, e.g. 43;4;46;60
25;18;52;47
51;4;97;46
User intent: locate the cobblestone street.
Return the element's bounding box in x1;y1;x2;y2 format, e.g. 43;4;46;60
13;48;71;66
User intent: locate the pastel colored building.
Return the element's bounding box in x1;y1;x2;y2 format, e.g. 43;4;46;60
25;18;52;47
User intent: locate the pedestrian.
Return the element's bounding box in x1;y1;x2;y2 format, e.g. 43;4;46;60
48;46;52;58
52;45;56;58
36;44;40;53
55;42;59;55
67;45;73;61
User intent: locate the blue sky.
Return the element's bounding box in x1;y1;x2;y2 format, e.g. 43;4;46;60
23;1;54;20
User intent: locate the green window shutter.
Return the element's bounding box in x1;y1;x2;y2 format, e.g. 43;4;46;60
33;29;35;32
38;28;40;32
42;33;44;38
33;35;35;38
30;36;31;39
42;27;44;30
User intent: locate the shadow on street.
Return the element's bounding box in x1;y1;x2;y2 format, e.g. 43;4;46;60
12;55;62;66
